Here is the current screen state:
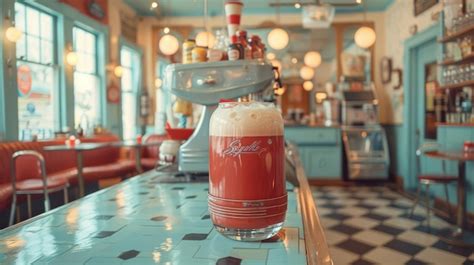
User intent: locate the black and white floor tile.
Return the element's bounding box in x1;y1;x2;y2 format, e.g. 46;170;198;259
312;186;474;265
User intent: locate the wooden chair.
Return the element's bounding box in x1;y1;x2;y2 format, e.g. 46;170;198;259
410;143;458;227
9;150;69;226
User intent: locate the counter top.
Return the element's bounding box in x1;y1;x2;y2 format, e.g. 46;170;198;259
0;145;331;265
284;124;341;129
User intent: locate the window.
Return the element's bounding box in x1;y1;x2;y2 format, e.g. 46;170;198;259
120;46;140;140
15;3;58;140
73;27;101;133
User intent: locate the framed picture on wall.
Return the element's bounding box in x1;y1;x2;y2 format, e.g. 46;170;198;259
414;0;438;16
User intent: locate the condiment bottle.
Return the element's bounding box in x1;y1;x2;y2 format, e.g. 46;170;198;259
192;46;208;63
182;39;195;64
228;35;243;60
238;30;252;59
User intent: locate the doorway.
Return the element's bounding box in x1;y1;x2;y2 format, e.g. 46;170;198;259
404;23;441;189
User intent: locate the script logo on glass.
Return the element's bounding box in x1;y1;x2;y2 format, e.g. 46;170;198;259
222;139;267;157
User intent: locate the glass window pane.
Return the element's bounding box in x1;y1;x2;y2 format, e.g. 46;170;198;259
41;40;53;64
74;72;101;129
40;13;53;41
27;7;40;37
121;93;136;140
121;69;133;92
84;33;96;54
15;3;25;32
16;37;26;59
121;49;132;67
17;63;56;140
76;54;96;74
27;36;40;62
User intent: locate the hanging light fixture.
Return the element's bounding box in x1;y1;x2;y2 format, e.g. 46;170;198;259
304;51;322;68
354;1;376;49
300;66;315;80
65;43;78;66
354;27;376;48
5;9;22;43
268;1;289;50
114;65;123;78
155;78;163;88
303;81;313;91
158;0;179;56
196;31;215;48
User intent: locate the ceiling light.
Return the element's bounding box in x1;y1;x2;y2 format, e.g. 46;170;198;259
354;26;376;48
159;34;179;56
266;52;276;60
291;57;298;64
356;0;362;4
151;1;158;9
163;27;170;34
303;81;313;91
195;31;215;48
300;66;315;80
267;28;289;50
294;3;301;9
304;51;322;68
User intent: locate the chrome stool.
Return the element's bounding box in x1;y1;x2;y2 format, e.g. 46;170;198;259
9;150;69;226
410;143;458;227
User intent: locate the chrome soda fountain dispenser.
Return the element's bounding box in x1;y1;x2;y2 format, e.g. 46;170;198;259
164;60;276;172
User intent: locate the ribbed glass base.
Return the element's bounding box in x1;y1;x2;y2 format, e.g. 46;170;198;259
214;222;284;241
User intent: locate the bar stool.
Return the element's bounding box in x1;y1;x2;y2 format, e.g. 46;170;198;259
9;150;69;226
410;143;458;227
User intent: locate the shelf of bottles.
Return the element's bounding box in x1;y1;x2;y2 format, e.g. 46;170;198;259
438;1;474;126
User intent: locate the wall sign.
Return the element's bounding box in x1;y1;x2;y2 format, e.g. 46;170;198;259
17;64;32;97
87;0;106;20
414;0;438;16
107;81;120;104
60;0;108;24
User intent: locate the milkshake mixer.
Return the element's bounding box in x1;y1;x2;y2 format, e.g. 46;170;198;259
164;60;276;172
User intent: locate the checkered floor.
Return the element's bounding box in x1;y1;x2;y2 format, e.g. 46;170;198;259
312;186;474;265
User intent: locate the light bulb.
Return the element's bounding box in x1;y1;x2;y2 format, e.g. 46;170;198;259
304;51;322;68
195;31;216;48
299;66;315;80
5;26;22;42
159;34;179;56
151;1;158;9
114;65;123;78
294;3;301;9
155;78;163;88
267;28;289;50
354;26;376;49
291;57;298;64
303;81;313;91
66;51;78;66
163;27;170;34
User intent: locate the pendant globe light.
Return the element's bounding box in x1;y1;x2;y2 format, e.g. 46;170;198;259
304;51;322;68
195;0;215;48
300;66;315;80
159;0;179;56
267;0;289;50
303;81;313;91
354;1;376;49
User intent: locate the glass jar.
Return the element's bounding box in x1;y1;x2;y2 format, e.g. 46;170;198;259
208;102;286;241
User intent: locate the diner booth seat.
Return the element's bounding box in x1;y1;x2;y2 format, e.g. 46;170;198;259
0;134;136;213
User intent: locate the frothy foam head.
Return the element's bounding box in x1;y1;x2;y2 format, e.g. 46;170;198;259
210;102;283;137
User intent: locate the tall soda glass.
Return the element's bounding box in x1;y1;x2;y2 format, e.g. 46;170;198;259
209;102;286;241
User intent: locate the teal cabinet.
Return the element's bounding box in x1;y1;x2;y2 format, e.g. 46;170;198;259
285;127;342;179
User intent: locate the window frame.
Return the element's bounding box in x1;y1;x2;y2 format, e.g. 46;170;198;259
15;2;60;140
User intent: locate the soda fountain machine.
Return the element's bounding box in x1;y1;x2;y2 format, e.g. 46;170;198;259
164;60;276;172
341;89;390;180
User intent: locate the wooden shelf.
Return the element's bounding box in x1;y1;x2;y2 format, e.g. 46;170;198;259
439;24;474;43
439;80;474;89
436;123;474;127
439;53;474;66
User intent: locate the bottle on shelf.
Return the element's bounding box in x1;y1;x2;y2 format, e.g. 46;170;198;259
228;35;244;61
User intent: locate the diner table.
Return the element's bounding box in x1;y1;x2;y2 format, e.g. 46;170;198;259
43;142;111;198
112;140;162;173
425;150;474;247
0;144;331;265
